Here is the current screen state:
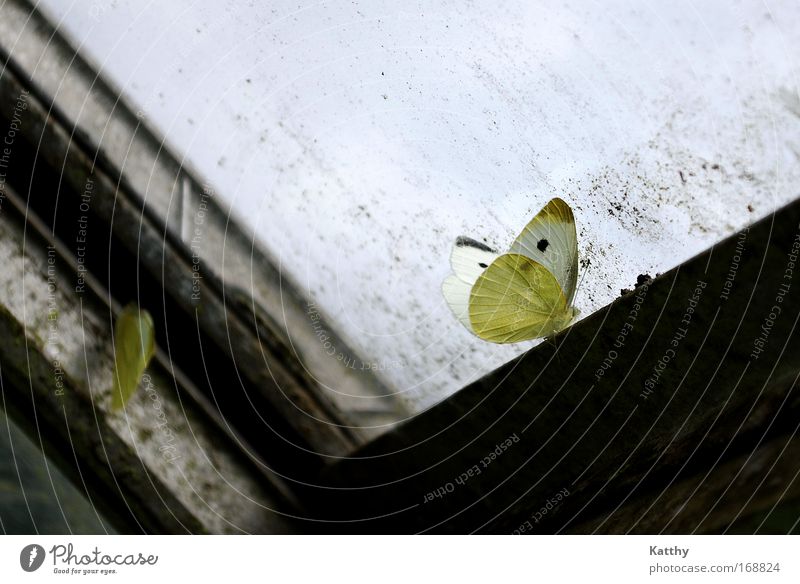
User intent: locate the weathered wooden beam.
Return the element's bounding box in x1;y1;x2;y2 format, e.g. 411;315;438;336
316;196;800;533
571;420;800;534
0;190;301;533
0;301;202;534
0;43;364;459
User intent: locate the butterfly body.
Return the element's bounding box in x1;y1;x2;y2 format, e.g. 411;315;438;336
443;198;579;343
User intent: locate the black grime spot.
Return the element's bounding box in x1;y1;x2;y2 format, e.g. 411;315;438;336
537;239;549;252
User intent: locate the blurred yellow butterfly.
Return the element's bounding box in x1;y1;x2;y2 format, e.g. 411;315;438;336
111;304;155;410
442;197;580;343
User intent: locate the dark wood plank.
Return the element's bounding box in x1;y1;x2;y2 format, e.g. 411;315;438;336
316;197;800;533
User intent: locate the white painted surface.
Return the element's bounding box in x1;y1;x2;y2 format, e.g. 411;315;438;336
38;0;800;411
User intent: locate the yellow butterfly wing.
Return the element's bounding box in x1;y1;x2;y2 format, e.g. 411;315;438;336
468;253;573;343
509;197;578;306
111;304;155;410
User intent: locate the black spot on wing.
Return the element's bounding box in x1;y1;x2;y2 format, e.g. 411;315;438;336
478;262;488;268
537;238;549;252
455;236;497;253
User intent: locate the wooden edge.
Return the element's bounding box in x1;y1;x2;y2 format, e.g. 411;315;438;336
314;196;800;533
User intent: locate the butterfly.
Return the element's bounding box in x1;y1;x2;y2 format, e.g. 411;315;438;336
111;304;155;410
442;197;580;343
